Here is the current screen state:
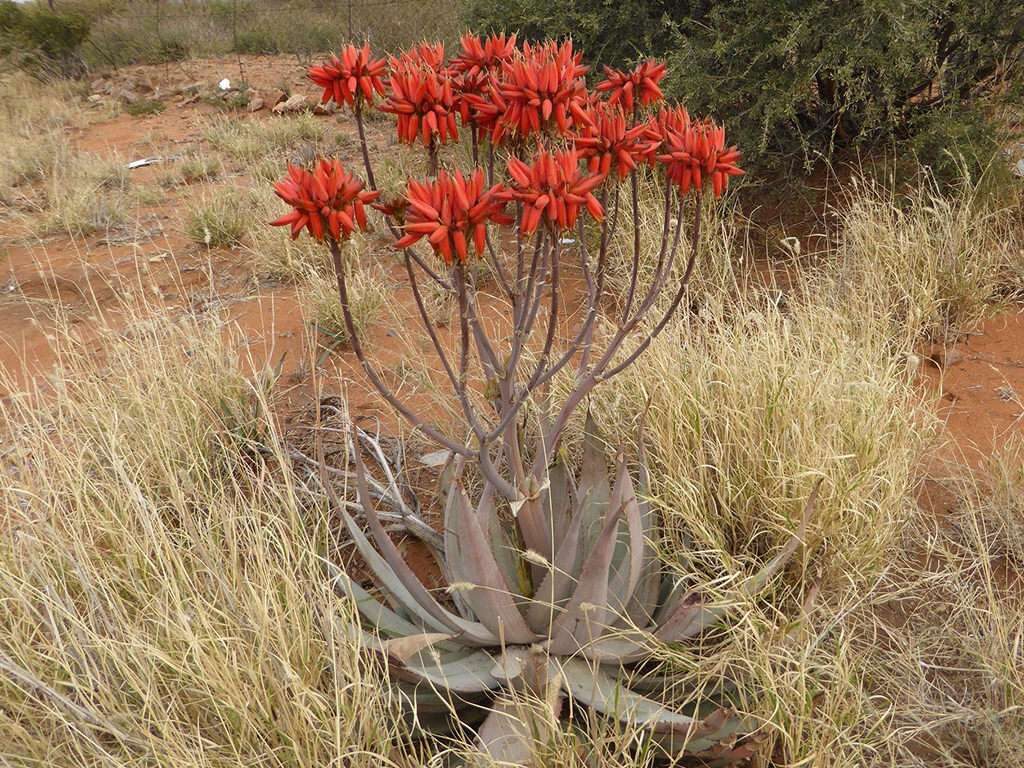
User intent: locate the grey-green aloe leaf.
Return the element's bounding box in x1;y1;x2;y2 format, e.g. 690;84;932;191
446;484;539;644
349;444;501;645
548;499;625;654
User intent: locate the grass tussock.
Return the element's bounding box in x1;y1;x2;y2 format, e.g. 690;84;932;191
0;309;410;766
828;170;1023;345
244;186;333;281
301;240;388;344
0;73;84;199
204;113;328;166
585;266;931;593
161;152;222;188
185;189;250;247
81;0;460;67
41;152;132;235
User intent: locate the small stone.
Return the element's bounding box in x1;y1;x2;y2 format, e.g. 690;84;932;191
117;88;140;104
89;77;106;93
1015;158;1024;178
925;345;964;369
272;93;308;115
313;100;336;116
247;97;265;112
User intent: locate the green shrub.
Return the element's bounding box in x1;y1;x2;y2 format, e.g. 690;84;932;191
124;97;165;116
0;1;91;76
233;27;279;54
462;0;1024;174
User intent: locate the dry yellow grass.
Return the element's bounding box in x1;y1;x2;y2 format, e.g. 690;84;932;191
826;169;1023;346
0;308;413;767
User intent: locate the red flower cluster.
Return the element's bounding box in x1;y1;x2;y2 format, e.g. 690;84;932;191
501;149;604;233
395;170;512;264
655;119;744;197
308;44;387;107
380;64;460;146
573;102;657;179
495;40;591;140
395;41;446;73
450;32;517;78
270;159;378;241
596;60;667;113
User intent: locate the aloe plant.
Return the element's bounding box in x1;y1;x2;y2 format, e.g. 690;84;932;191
316;415;818;764
269;35;817;765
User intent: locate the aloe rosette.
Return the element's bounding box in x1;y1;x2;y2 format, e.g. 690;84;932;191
326;416;817;764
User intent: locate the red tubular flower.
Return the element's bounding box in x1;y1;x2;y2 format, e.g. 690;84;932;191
450;33;518;141
395;169;512;264
596;60;667;113
450;32;517;78
380;64;460;147
308;44;387;107
655;118;744;197
395;41;447;72
497;40;591;140
572;102;658;179
270;159;379;241
499;148;605;234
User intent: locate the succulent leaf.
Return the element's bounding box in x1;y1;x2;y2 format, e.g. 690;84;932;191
547;498;625;654
575;412;612;554
544;455;574;551
350;444;503;645
362;629;502;693
324;557;455;642
606;453;646;620
524;488;587;634
559;656;702;734
445;483;539;644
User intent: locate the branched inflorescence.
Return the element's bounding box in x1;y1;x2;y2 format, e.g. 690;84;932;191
267;36;805;767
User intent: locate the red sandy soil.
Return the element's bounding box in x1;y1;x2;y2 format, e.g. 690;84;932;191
921;310;1024;461
1;55;1022;463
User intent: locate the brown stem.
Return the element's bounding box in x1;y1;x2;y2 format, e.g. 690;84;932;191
602;194;701;379
428;136;439;175
530;190;701;476
328;237;468;456
354;96;376;190
483;232;560;443
403;251;459;393
621;170;641;321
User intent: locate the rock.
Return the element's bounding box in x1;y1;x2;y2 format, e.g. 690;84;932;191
925;345;964;369
313;100;336;116
247;97;265;112
87;94;103;104
134;76;154;94
1015;158;1024;178
89;77;106;93
117;88;140;104
272;94;308;115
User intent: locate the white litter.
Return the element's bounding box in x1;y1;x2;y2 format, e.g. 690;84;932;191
559;237;576;245
218;78;231;91
127;157;162;169
418;449;451;468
